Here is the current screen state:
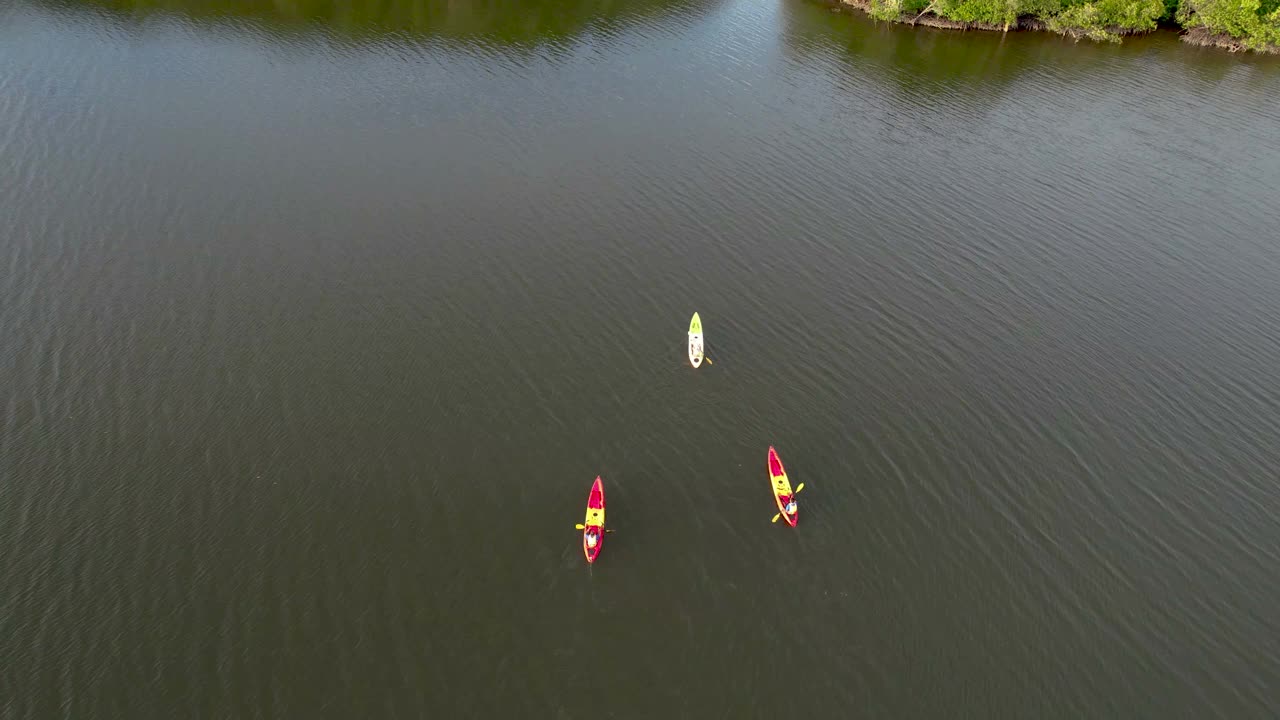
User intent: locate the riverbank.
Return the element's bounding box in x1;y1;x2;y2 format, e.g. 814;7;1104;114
1180;25;1280;52
828;0;1280;54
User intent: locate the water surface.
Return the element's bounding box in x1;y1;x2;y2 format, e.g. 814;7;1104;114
3;0;1280;717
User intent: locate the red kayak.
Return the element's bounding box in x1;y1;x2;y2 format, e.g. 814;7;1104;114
581;476;606;563
768;446;798;527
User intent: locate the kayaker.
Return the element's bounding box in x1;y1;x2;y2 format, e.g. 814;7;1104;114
785;500;797;515
585;530;599;548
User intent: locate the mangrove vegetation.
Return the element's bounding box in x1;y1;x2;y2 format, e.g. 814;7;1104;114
851;0;1280;51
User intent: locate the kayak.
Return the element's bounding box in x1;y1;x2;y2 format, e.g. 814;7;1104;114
768;446;797;527
688;312;704;368
582;476;606;563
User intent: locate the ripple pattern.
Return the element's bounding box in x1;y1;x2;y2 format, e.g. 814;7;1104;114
3;0;1280;717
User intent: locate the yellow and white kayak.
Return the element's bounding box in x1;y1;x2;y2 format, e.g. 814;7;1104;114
688;312;704;368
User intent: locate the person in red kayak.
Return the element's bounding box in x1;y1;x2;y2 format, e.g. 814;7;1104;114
585;529;600;549
782;497;797;516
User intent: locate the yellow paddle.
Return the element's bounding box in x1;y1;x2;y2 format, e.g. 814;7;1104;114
770;483;805;523
574;524;614;533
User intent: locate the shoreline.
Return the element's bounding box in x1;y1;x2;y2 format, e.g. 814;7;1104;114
826;0;1280;54
1180;25;1280;53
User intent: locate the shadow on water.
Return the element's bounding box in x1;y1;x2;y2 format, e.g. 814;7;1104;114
40;0;720;45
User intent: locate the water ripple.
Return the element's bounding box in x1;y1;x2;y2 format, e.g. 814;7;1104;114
4;0;1280;717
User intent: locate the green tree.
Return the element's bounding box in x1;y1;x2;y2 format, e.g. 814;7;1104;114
1049;0;1165;40
867;0;931;21
1179;0;1280;49
930;0;1024;26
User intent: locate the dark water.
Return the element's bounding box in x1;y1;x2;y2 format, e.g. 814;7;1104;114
4;0;1280;716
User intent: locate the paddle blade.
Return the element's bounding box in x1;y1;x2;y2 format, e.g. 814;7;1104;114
772;513;781;523
605;529;616;534
575;524;586;530
705;357;713;365
794;483;804;494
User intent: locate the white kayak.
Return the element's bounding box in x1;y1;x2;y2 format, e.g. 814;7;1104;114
688;312;704;368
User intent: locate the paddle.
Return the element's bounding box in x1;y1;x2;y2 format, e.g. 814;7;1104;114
770;482;805;523
574;524;614;533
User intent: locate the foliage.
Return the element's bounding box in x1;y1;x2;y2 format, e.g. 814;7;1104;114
863;0;1277;50
1050;4;1125;38
1179;0;1280;48
1021;0;1067;16
867;0;929;21
930;0;1026;26
1048;0;1165;39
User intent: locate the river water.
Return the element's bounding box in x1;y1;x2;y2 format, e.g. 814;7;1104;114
3;0;1280;717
